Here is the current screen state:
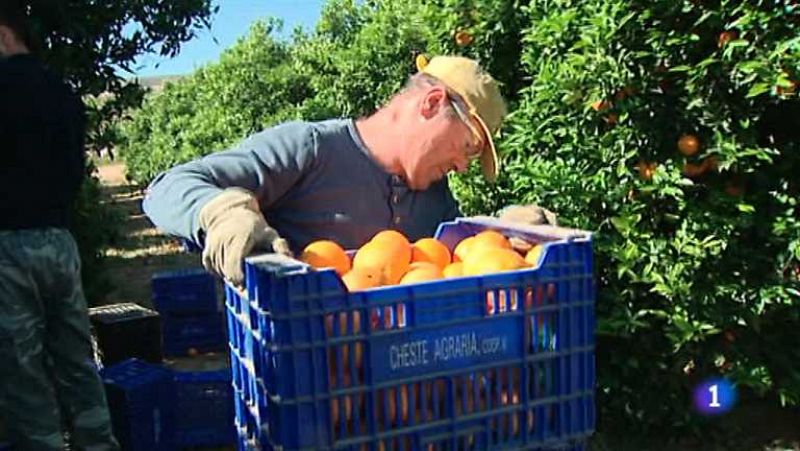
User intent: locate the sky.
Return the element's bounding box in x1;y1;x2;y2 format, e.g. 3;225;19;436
131;0;326;78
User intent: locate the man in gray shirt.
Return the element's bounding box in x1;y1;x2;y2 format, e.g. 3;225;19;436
143;55;555;284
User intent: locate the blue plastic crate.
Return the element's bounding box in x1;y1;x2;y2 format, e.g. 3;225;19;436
228;217;596;450
151;268;219;314
161;312;226;357
173;367;236;447
101;359;176;451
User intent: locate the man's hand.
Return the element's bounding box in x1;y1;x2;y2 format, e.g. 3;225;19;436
497;204;558;226
198;188;292;285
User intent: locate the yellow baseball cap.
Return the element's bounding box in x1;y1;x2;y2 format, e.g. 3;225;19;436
416;55;508;182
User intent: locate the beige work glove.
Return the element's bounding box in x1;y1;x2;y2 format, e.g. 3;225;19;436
198;188;292;285
497;204;558;226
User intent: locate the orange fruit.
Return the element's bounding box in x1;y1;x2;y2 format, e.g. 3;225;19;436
411;238;451;269
454;30;474;46
591;99;611;112
525;245;544;267
400;265;444;284
473;230;512;250
301;240;351;275
353;240;410;286
683;161;706;178
614;86;636;101
725;181;744;197
443;262;464;278
678;134;700;156
371;229;411;248
717;30;737;48
453;236;476;262
777;79;798;97
324;308;363;389
637;161;657;180
369;230;412;268
331;396;353;427
386;386;410;424
462;247;528;276
341;266;382;291
702;155;719;172
407;261;440;272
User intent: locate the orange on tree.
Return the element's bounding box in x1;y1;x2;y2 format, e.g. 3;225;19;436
636;161;657;180
717;30;737;48
702;155;718;172
301;240;351;275
678;134;700;156
614;86;636;101
777;80;798;97
454;30;474;47
591;99;612;112
682;161;705;178
725;179;744;197
411;238;451;269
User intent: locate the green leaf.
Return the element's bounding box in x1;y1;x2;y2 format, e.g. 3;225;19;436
737;203;756;213
746;83;771;98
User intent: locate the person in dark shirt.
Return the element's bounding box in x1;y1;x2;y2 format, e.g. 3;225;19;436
0;3;118;449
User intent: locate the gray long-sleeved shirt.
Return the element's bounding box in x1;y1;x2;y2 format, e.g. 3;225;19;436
142;119;461;252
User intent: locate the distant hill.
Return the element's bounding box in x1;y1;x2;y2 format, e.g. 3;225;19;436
132;74;185;92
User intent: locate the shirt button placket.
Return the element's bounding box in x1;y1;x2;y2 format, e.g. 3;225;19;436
390;175;403;227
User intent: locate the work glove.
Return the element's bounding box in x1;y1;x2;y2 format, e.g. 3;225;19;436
497;204;558;226
198;188;292;285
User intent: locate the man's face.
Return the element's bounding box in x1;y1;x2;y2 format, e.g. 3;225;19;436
400;86;486;190
0;24;26;57
0;25;12;56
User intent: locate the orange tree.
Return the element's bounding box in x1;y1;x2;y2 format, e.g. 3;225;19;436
481;0;800;435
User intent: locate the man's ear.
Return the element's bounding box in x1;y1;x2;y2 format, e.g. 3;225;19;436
419;85;448;120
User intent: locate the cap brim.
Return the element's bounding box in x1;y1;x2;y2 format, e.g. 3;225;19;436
474;114;499;183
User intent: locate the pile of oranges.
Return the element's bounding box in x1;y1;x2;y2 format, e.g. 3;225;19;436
302;229;545;434
300;229;544;291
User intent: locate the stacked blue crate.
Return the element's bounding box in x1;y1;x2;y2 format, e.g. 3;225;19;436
226;217;596;450
101;358;175;451
151;268;225;356
172;367;236;447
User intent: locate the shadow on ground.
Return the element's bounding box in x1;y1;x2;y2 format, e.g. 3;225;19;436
98;183;201;308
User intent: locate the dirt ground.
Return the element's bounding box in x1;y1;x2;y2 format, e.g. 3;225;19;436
96;162;201;307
